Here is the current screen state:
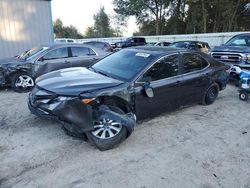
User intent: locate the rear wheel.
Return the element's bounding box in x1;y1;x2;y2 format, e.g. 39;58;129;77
239;92;249;101
203;83;219;105
86;106;128;151
11;72;34;92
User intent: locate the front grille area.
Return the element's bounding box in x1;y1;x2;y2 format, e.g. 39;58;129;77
211;52;243;64
30;86;56;106
0;71;4;84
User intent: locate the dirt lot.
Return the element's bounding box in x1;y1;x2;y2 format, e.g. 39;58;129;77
0;84;250;188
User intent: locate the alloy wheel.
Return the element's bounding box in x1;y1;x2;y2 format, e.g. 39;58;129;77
91;118;122;139
15;75;34;89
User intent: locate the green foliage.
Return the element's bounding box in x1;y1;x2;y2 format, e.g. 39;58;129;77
85;7;115;38
113;0;250;35
113;0;171;35
53;19;83;39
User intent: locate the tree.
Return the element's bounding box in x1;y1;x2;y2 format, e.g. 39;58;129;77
113;0;249;35
113;0;170;35
111;14;128;37
93;7;115;37
85;27;96;38
53;19;64;38
53;18;83;39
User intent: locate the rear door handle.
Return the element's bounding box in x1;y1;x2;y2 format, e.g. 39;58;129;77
176;80;181;85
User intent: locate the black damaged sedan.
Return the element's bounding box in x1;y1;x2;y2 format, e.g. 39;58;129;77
28;47;229;150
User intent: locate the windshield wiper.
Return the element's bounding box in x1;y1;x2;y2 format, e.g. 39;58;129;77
89;67;111;78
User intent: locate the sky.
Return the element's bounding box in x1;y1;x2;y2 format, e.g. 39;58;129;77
51;0;138;37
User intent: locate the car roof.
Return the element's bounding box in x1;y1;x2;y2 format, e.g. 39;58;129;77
233;33;250;37
127;46;190;55
171;41;207;44
84;41;108;44
47;43;108;54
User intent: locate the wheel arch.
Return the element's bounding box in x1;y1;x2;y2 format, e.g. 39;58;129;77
98;96;133;114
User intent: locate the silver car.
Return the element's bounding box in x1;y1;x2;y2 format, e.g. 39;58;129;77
0;43;110;92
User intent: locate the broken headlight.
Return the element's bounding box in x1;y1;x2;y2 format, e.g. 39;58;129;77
50;96;73;104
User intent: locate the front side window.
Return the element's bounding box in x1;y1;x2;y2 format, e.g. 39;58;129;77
42;48;68;60
139;54;179;82
71;47;93;57
182;53;208;73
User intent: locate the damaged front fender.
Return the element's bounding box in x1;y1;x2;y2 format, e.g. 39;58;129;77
53;98;136;137
53;98;94;132
0;63;33;86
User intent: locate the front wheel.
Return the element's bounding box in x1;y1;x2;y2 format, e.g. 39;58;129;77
11;72;35;92
86;106;128;151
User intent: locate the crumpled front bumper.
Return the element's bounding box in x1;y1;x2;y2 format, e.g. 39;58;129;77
28;88;136;135
28;93;94;132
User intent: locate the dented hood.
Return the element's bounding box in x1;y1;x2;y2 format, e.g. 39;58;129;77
0;57;25;65
36;67;123;96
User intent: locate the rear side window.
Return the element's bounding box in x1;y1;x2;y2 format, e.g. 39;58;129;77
139;54;179;82
139;38;146;43
182;53;208;73
43;48;68;60
71;47;95;57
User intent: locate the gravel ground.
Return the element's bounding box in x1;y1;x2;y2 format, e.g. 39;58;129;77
0;84;250;188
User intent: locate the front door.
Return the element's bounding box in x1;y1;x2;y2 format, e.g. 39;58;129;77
34;47;70;77
134;54;184;120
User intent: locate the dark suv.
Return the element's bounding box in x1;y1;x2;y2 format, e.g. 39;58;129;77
115;37;146;48
210;33;250;69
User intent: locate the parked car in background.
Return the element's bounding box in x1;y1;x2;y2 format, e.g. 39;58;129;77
115;37;146;49
146;42;157;46
83;41;113;52
28;47;229;150
55;38;76;43
154;41;171;47
0;44;109;92
210;33;250;70
168;41;210;53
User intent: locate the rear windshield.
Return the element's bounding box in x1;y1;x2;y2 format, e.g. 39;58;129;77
91;49;157;81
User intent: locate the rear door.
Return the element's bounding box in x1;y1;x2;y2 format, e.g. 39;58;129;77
178;52;210;105
34;47;70;77
134;53;184;120
70;47;99;67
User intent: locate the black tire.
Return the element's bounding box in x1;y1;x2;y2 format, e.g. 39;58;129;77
11;72;35;93
239;92;249;101
203;83;219;105
62;122;87;141
86;106;128;151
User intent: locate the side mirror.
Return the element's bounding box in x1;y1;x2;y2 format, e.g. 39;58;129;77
143;82;154;98
38;57;45;62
